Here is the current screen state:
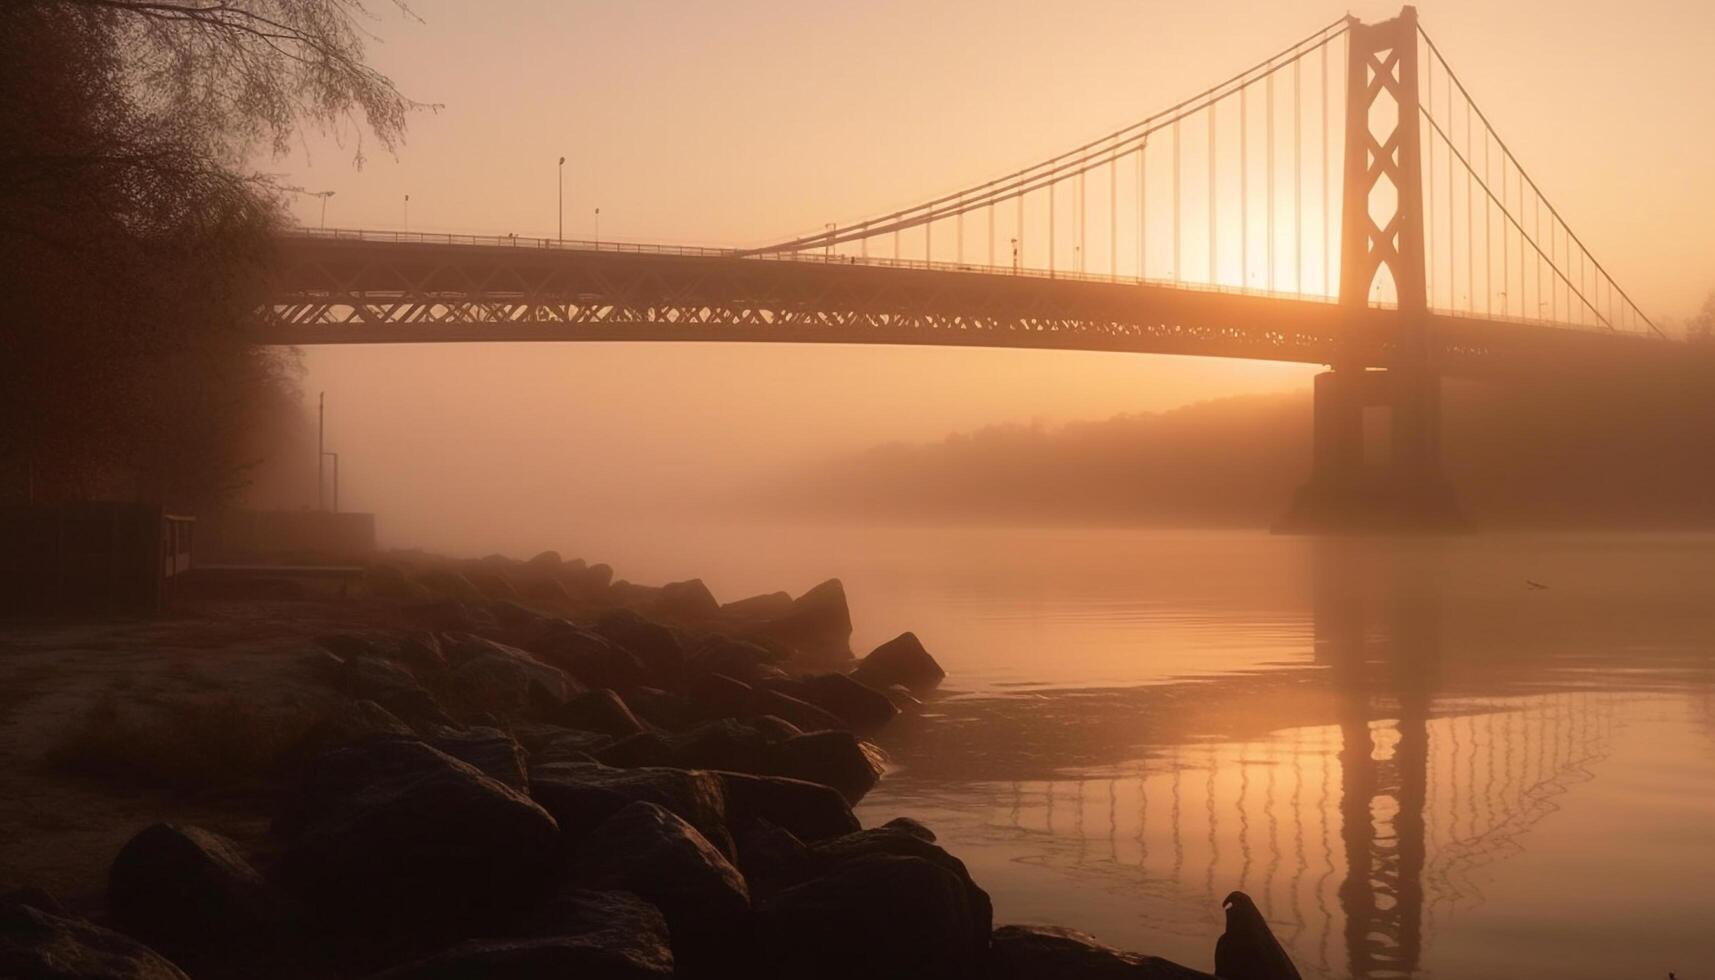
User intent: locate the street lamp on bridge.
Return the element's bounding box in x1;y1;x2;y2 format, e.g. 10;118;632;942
558;156;566;242
403;193;410;232
308;190;335;229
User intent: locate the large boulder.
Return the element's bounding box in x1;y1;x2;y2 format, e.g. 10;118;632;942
0;899;189;980
719;591;794;622
808;827;992;946
426;727;529;791
733;819;811;900
572;802;751;978
757;853;984;980
526;622;648;691
990;925;1220;979
770;731;887;804
717;771;860;843
336;654;455;730
1214;891;1302;980
748;688;846;733
107;824;294;979
366;936;670;980
296;699;416;758
851;632;946;692
440;635;579;721
654;578;721;620
554;689;649;738
684;636;784;684
415;569;484;602
280;738;560;957
794;672;899;731
519;888;674;975
528;761;734;858
686;671;755;721
751;578;853;661
594;611;685;687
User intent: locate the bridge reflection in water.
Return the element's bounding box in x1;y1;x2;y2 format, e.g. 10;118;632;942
862;542;1635;980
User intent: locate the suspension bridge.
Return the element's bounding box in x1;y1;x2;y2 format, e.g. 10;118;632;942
254;7;1701;531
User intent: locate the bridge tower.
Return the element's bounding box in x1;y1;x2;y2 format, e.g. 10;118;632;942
1278;6;1465;532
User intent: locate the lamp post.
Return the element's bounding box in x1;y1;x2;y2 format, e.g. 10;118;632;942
594;207;601;246
558;156;566;242
310;190;335;229
403;193;410;231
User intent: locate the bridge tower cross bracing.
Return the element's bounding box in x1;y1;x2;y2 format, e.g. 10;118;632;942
1280;5;1465;533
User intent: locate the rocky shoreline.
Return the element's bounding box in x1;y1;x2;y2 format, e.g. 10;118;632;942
1;549;1304;979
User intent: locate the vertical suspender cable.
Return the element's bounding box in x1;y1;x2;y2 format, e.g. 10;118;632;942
1079;164;1087;273
1484;131;1491;316
1049;180;1056;277
861;221;868;259
1266;72;1275;293
1110;153;1118;277
956;194;964;265
1426;53;1434;307
1465;98;1473;313
1447;71;1455;312
1209;99;1218;283
1294;58;1302;295
1500;158;1507;315
988;202;995;268
1138;145;1147;279
1016;192;1024;272
1241;85;1250;288
926;212;932;264
1173;118;1181;280
1321;42;1329;298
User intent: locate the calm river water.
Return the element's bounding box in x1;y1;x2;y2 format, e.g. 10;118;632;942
571;523;1715;979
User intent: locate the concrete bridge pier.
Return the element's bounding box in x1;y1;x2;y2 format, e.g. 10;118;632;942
1276;368;1466;533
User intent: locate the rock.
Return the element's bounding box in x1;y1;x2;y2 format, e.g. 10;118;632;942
554;689;649;738
404;598;494;634
526;622;648;690
771;731;886;804
594;611;684;687
1214;891;1303;980
748;688;846;733
465;569;519;601
882;816;936;842
441;634;579;721
795;672;900;731
530;728;615;765
809;826;992;954
427;727;530;791
685;636;784;684
717;771;860;843
299;699;416;756
280;738;559;956
0;900;190;979
415;569;485;602
529;761;734;858
490;599;552;638
520;888;674;973
572;802;750;977
607;580;663;609
367;936;671;980
733;819;811;899
526;550;563;570
753;578;853;661
339;655;455;730
758;853;984;980
749;714;805;741
562;562;614;597
719;590;794;621
622;687;691;730
654;578;721;620
852;631;946;692
364;564;430;601
991;925;1220;979
592;732;677;769
884;683;924;710
107;824;293;979
519;575;572;602
686;671;755;721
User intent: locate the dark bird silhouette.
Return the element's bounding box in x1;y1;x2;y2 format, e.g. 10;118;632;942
1526;579;1549;590
1214;891;1302;980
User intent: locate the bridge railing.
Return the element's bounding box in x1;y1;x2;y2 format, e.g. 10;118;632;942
280;227;1343;306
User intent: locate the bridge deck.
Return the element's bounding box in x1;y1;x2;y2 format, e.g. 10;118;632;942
255;233;1688;378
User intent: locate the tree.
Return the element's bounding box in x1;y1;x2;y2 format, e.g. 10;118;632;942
0;1;422;507
1689;289;1715;344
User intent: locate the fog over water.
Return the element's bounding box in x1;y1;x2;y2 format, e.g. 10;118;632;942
557;522;1715;980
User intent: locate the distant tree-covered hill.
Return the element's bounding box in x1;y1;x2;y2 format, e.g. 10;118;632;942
764;374;1715;528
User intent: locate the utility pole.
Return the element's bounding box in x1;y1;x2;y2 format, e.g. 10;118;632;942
558;156;566;241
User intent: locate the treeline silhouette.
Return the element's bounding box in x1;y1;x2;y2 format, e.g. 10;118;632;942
774;374;1715;527
0;1;416;510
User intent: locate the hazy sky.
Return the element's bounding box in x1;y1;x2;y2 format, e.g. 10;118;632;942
270;0;1715;553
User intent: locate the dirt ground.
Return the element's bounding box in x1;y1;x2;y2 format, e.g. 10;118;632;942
0;597;408;912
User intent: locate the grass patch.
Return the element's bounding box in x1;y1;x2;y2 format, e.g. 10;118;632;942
47;691;323;794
